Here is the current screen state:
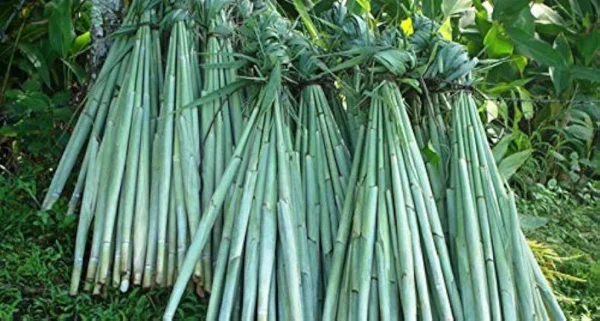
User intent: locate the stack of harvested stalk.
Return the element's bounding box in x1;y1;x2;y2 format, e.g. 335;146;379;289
42;0;566;320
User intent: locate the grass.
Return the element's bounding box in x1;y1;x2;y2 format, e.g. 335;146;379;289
0;154;207;320
1;148;598;320
519;182;600;320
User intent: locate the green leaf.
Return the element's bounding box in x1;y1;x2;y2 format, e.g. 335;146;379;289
498;149;532;180
442;0;472;18
516;87;534;120
422;141;441;166
423;0;443;18
550;67;571;96
49;0;73;58
565;124;594;142
572;66;600;83
505;27;566;67
474;8;492;36
492;134;514;164
513;7;535;36
487;78;532;95
550;34;573;95
22;79;41;92
186;79;252;111
374;49;413;76
511;54;528;73
60;58;86;84
17;43;51;88
52;90;71;106
292;0;320;44
71;31;90;55
347;0;370;14
575;29;599;66
553;34;572;63
484;24;513;58
493;0;529;21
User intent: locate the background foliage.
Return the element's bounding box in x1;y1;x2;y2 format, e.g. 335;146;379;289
0;0;599;319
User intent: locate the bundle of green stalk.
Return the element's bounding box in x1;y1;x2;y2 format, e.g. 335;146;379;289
323;78;465;320
406;16;478;240
42;1;157;213
139;6;204;291
51;0;208;294
291;41;354;310
164;8;319;320
40;1;166;295
447;92;565;320
409;92;451;237
195;6;246;295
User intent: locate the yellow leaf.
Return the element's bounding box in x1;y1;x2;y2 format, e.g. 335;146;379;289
400;18;414;36
439;18;452;41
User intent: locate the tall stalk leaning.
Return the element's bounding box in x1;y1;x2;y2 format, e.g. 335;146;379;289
322;80;463;321
164;7;318;320
68;2;161;294
291;42;353;313
42;1;149;212
448;92;566;321
196;4;246;292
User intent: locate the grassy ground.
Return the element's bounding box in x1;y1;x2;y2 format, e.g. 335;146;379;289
0;157;206;320
1;155;599;320
520;183;600;320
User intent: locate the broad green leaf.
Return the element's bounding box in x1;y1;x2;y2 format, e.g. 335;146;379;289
513;7;535;36
185;79;252;110
493;0;529;21
484;24;513;58
53;107;74;120
49;0;73;58
17;43;52;88
575;29;599;66
550;34;573;95
565;124;594;142
553;33;574;64
22;79;41;92
442;0;472;18
505;27;566;67
487;78;532;95
498;149;532;180
516;86;534;120
423;0;443;18
347;0;370;14
550;67;571;96
492;134;514;163
572;66;600;83
52;90;71;106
